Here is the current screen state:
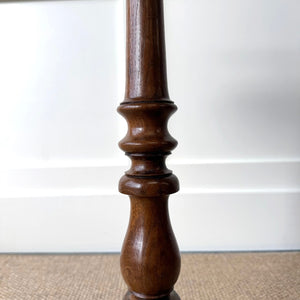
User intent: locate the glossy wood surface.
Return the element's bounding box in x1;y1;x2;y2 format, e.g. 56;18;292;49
118;0;181;299
125;0;169;101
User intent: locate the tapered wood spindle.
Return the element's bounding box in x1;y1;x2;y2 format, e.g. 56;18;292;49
118;0;181;299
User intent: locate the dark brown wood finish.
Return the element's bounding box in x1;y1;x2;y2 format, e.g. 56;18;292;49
118;0;181;299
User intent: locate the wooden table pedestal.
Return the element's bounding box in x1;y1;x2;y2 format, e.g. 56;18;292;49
118;1;181;299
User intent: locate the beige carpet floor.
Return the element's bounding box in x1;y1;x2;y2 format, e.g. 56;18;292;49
0;252;299;300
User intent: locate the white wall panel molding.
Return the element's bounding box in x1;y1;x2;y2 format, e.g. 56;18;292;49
171;192;300;252
0;160;299;252
1;160;299;199
0;192;299;253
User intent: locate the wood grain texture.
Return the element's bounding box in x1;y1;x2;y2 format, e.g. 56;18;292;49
125;0;169;101
118;0;181;299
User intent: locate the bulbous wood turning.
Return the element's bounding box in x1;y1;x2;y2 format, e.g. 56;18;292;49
118;0;181;299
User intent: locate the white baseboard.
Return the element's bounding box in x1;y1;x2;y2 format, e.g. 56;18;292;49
1;160;299;197
0;160;299;252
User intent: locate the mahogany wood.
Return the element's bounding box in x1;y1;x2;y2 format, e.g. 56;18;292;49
118;0;181;299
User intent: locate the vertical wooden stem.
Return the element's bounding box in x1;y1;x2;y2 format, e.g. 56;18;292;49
118;0;181;299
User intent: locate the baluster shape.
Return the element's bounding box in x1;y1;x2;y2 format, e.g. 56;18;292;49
118;0;181;299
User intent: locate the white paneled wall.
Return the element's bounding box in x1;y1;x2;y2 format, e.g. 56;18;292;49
0;0;299;252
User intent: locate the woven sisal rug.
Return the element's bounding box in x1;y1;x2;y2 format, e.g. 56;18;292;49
0;252;299;299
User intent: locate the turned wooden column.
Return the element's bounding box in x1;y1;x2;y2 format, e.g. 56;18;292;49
118;0;181;299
